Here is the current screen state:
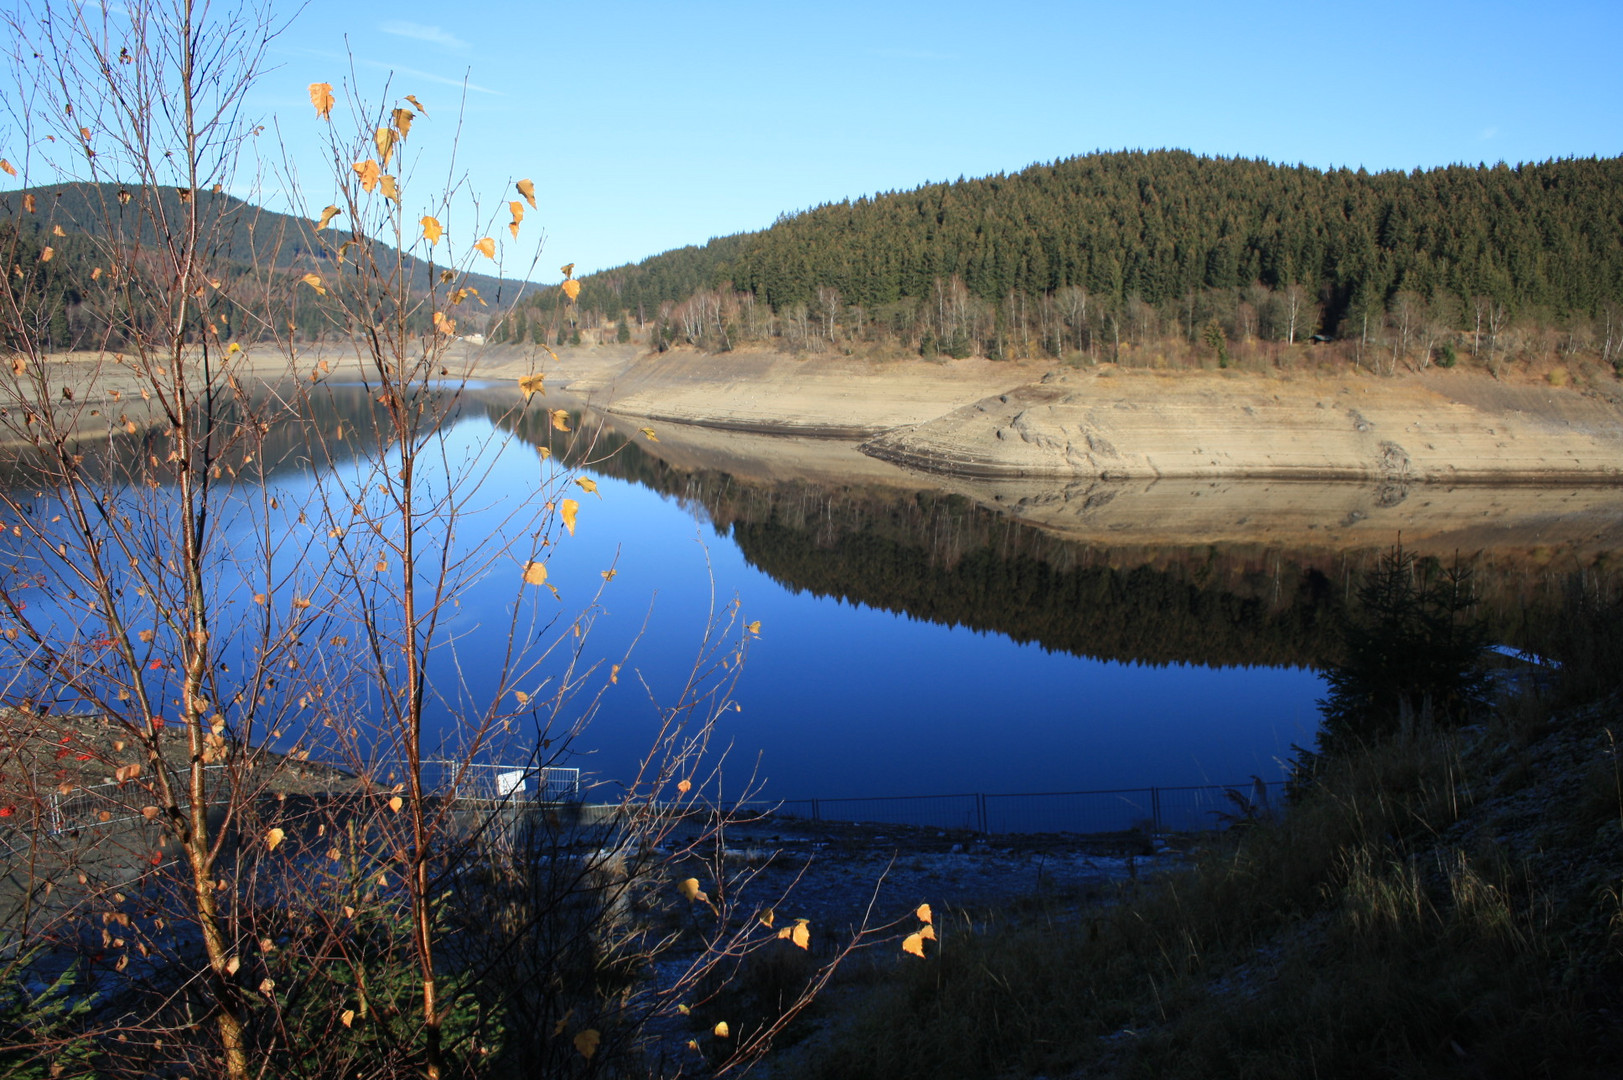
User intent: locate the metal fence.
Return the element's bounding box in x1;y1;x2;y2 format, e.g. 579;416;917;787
424;761;581;803
44;762;582;834
736;780;1286;837
48;765;232;834
45;764;1278;840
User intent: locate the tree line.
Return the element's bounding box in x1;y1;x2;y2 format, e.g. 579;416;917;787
501;151;1623;371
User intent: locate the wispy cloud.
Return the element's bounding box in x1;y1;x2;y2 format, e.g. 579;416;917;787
358;58;500;96
380;21;470;53
1480;126;1499;140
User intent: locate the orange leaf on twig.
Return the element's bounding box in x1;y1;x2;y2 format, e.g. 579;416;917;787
309;83;335;120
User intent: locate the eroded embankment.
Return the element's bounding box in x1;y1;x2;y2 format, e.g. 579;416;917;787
858;368;1623;483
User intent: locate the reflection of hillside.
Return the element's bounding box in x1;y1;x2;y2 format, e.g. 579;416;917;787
483;408;1329;665
480;404;1617;669
0;383;472;491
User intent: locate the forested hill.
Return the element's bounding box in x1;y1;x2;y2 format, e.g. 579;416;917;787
0;183;524;347
567;151;1623;334
1;183;519;300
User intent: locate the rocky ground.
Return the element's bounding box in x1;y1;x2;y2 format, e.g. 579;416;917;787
676;817;1184;941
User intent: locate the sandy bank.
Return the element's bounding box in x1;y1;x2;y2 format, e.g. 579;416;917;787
860;367;1623;483
473;343;1623;485
15;343;1623;488
508;344;1039;437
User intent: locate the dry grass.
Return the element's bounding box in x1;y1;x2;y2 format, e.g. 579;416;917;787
781;703;1623;1080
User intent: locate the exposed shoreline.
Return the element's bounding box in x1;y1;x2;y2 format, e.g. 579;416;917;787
476;342;1623;486
13;341;1623;492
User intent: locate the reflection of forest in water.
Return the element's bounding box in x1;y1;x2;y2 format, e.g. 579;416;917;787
8;381;1611;672
490;400;1619;671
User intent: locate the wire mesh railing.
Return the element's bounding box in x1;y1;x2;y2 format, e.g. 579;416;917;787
42;764;1281;840
423;761;581;804
733;780;1286;837
47;765;232;834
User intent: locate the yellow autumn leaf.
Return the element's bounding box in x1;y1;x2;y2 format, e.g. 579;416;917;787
0;159;15;177
352;159;380;193
902;932;927;958
759;908;775;928
559;262;575;278
508;221;519;240
523;561;548;586
776;920;810;950
316;205;341;230
266;827;285;852
379;175;399;202
340;1009;355;1028
421;216;443;244
52;224;64;237
474;237;495;260
509;200;525;224
228;342;241;354
39;246;53;262
300;273;326;296
550;409;571;432
516;178;536;208
610;663;620;684
920;924;937;941
601;568;616;581
677;779;692;795
713;1021;730;1039
640;426;659;442
91;266;102;280
391;107;413;139
23;193;36;213
405;94;427;115
677;877;707;903
575;476;598;496
114;762;142;783
561;279;581;302
375;127;396;167
574;1030;600;1060
432;310;455;336
309;82;335;120
514;690;529;705
518;373;545;400
386;795;403;813
560;498;578;536
916;903;933;925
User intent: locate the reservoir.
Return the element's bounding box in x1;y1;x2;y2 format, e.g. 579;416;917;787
10;380;1623;813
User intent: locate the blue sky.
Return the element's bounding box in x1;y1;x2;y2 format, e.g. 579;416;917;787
18;1;1623;280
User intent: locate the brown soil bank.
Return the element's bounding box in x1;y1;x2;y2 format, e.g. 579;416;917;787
860;367;1623;483
479;344;1623;484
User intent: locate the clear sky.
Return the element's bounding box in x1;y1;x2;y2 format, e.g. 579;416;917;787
21;0;1623;281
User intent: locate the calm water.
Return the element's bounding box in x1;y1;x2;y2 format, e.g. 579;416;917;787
67;384;1623;804
241;402;1331;801
439;442;1327;799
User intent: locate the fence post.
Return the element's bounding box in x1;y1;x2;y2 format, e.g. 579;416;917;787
1150;787;1162;835
976;793;987;834
811;798;820;822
